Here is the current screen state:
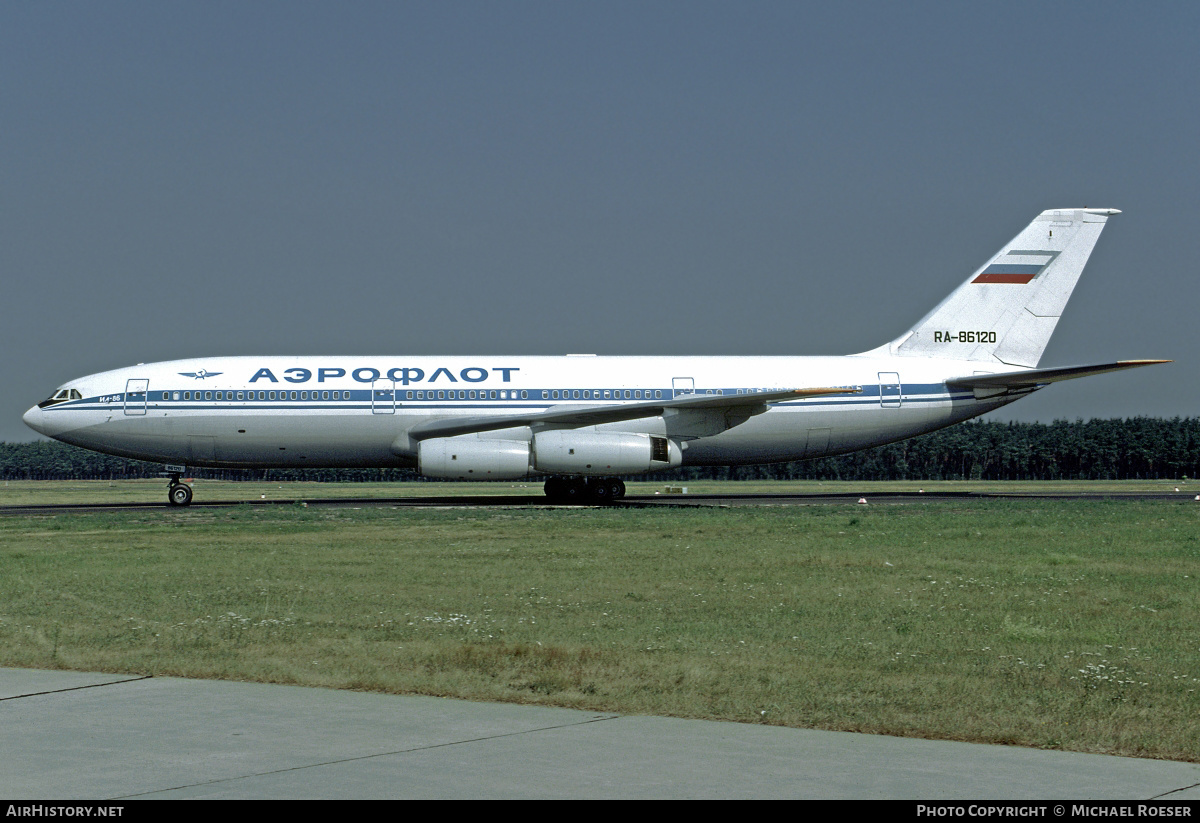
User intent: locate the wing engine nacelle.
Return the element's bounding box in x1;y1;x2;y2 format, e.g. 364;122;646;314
532;431;681;475
417;431;683;480
417;438;532;480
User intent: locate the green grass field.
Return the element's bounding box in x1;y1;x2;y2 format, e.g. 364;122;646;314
2;481;1198;762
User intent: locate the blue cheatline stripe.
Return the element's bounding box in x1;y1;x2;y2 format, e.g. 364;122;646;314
116;382;967;400
46;384;988;415
57;384;983;404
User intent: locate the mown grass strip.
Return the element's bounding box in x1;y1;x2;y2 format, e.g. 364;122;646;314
1;499;1197;761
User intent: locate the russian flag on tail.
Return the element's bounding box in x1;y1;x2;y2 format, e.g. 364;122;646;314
973;250;1060;284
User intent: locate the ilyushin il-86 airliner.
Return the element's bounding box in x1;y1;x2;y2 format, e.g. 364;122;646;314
24;208;1168;506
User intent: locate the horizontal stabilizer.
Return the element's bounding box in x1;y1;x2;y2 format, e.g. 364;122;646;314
947;359;1170;391
407;386;859;441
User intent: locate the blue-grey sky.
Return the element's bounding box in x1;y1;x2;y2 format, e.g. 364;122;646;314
4;1;1197;443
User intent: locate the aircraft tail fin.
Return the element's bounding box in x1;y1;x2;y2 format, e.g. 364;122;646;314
865;208;1120;368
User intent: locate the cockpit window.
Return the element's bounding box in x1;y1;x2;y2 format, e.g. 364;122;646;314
38;388;83;408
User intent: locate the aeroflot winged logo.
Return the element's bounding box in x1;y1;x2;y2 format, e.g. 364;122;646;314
179;369;223;380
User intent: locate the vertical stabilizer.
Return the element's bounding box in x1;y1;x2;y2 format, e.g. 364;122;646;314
874;208;1118;368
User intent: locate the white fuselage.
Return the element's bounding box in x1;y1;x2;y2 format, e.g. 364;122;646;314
22;208;1165;506
23;354;1022;470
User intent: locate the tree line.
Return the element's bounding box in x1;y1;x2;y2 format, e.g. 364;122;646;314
3;417;1198;483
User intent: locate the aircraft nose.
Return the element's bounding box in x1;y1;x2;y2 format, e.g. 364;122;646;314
23;405;47;436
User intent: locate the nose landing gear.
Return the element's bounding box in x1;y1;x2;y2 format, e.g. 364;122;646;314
163;467;193;506
168;481;193;506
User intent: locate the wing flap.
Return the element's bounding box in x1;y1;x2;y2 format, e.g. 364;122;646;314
406;386;859;442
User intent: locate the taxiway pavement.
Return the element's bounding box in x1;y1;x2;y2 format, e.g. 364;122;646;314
2;668;1198;800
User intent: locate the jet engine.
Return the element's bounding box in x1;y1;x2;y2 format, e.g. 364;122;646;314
532;431;681;475
417;430;682;480
417;438;531;480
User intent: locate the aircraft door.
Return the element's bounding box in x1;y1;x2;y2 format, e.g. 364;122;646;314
672;377;695;398
372;378;396;414
124;379;149;416
878;372;901;408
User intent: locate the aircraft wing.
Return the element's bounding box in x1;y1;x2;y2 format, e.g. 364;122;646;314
406;386;859;441
947;360;1170;392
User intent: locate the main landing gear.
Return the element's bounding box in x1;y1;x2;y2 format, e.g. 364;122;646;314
543;476;626;505
165;471;193;507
